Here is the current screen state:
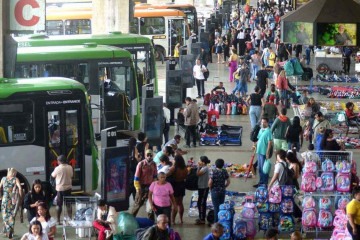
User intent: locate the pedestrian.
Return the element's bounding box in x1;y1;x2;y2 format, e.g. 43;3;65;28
0;168;23;238
253;117;273;188
346;186;360;240
195;156;211;225
247;86;263;129
215;36;224;63
141;214;170;240
157;155;173;175
148;172;175;226
203;222;224;240
312;111;331;146
228;49;239;82
232;63;250;98
128;137;139;200
162;103;171;145
320;129;345;151
267;149;288;190
209;159;230;223
256;64;269;97
93;199;117;240
51;155;73;224
266;84;280;105
21;220;49;240
199;47;208;67
184;97;199;148
262;95;279;126
30;203;57;240
24;179;46;223
193;59;208;98
136;132;149;161
251;51;262;81
271;107;291;152
276;70;289;107
285;116;303;151
131;149;157;217
223;35;230;62
169;155;188;225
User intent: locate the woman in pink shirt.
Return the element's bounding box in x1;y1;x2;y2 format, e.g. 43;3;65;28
148;172;175;226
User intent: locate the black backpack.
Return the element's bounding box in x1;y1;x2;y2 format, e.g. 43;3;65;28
185;168;198;190
203;65;209;79
278;162;294;186
250;124;261;142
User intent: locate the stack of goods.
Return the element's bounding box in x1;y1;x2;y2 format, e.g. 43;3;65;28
255;185;295;233
200;124;243;146
335;136;360;149
327;86;360;99
330;196;352;239
218;201;235;240
233;195;256;240
205;93;248;116
316;74;359;83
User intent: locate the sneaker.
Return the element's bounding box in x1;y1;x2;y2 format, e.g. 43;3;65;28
196;95;201;99
183;145;191;148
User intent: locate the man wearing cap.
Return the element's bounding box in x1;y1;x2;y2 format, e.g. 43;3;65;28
131;149;158;217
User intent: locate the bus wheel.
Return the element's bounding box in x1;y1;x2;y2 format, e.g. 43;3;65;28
154;46;165;61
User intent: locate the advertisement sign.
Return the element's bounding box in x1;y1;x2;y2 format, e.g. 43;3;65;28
10;0;45;31
283;22;313;45
317;23;357;46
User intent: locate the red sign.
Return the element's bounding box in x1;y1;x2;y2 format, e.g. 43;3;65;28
10;0;45;31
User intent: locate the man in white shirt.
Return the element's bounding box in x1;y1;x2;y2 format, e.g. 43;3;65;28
193;59;208;98
163;103;171;144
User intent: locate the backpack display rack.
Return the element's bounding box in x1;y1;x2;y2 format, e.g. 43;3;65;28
298;150;356;238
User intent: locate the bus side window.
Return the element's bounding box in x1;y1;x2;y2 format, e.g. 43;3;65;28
130;18;139;34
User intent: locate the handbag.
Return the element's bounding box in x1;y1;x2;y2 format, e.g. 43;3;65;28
263;159;272;175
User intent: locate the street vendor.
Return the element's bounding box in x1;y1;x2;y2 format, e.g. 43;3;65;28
345;102;360;126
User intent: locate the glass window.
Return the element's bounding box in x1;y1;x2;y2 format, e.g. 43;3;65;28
140;17;165;35
15;63;90;88
66;110;80;184
98;66;131;97
129;18;139;34
46;20;64;35
169;19;185;48
0;101;34;145
65;19;91;35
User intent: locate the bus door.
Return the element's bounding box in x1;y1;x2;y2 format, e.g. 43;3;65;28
45;107;84;191
168;18;186;56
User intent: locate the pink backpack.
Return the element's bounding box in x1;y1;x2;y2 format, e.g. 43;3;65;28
302;208;317;227
304;160;317;173
336;173;351;192
241;200;256;219
301;172;317;192
319;197;332;210
302;196;316;209
268;185;282;203
336;160;351;173
317;209;333;228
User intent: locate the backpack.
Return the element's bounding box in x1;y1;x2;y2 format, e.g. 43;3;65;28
218;202;235;222
301;172;317;192
268;185;282;203
258;213;273;230
319;197;332;210
302;208;317;227
335;172;351;192
203;93;211;106
268;203;280;213
218;220;232;240
281;185;294;197
336;195;351;210
302;196;316;209
256;202;269;213
278;214;295;232
203;65;210;79
278;162;294;186
185;168;198;190
336;160;351;173
322;159;335;171
241;200;256;219
250;124;261;142
317;172;335;192
233;217;256;239
303;160;318;173
317;209;333;228
255;185;268;203
280;198;294;214
284;61;294;76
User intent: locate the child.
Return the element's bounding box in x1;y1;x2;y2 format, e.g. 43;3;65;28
24;179;46;222
203;222;224;240
21;220;49;240
302;89;309;105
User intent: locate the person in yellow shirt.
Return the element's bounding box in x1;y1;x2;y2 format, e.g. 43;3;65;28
347;186;360;239
268;47;276;67
0;120;7;144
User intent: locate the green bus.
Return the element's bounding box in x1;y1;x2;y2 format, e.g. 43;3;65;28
15;44;140;135
0;77;98;193
15;32;158;95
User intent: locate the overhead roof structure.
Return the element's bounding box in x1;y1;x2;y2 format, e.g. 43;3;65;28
282;0;360;22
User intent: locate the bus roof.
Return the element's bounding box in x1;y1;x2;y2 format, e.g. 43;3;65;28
134;9;186;17
0;77;86;99
17;44;132;62
15;32;152;48
46;11;91;21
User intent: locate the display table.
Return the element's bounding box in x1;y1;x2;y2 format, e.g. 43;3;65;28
315;52;343;73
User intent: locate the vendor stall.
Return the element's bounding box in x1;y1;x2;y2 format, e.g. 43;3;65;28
315;51;344;74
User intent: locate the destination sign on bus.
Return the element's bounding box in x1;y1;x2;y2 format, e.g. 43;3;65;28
152;35;166;39
46;99;80;105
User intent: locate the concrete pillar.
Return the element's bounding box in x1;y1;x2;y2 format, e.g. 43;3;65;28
0;0;4;77
92;0;130;34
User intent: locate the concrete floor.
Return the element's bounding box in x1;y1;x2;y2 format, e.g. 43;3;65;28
3;53;360;239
